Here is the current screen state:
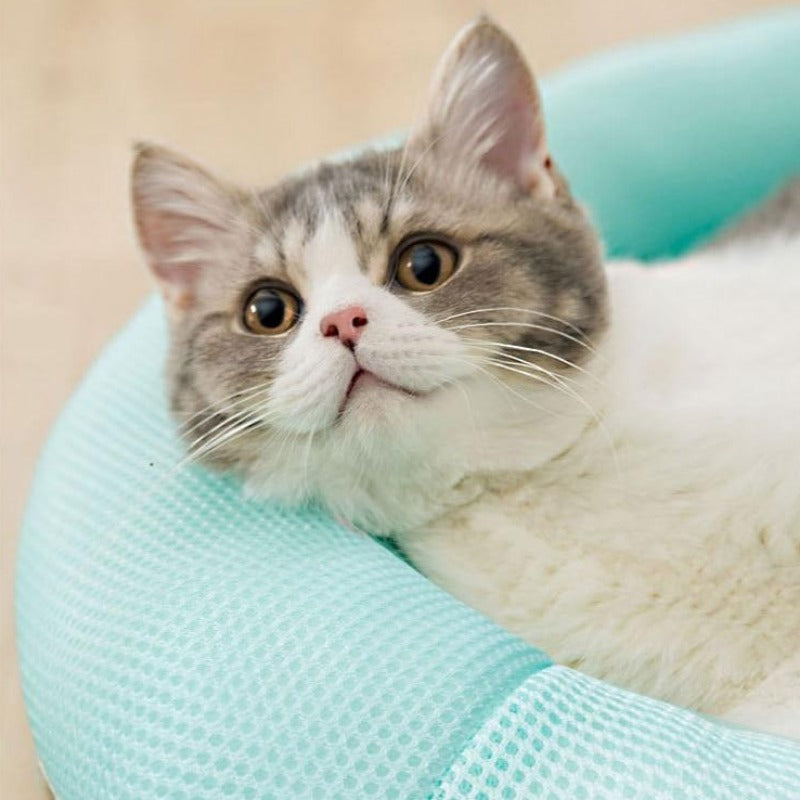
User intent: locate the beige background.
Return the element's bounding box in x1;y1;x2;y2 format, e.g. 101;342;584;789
0;1;784;797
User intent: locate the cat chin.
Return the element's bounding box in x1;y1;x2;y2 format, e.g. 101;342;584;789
242;375;596;535
348;370;420;400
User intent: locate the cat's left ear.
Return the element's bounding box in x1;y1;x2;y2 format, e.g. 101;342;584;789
409;17;555;198
131;143;248;313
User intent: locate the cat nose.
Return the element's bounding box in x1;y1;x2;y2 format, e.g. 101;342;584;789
320;305;369;348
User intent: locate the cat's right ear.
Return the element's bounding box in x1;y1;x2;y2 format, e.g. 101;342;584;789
409;17;555;198
131;143;245;313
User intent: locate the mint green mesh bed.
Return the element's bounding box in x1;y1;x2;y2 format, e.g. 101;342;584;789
16;11;800;799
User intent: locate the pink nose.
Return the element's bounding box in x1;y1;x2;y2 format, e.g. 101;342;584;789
320;305;368;348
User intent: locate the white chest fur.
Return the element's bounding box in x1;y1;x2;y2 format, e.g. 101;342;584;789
398;236;800;731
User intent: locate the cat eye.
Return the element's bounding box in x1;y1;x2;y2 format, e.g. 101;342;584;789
392;237;459;292
243;285;303;335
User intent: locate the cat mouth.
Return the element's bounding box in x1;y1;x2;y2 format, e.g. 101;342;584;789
341;368;420;410
345;368;369;398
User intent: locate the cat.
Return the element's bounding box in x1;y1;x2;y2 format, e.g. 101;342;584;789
131;18;800;739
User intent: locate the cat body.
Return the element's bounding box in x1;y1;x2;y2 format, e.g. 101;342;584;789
132;18;800;738
401;235;800;733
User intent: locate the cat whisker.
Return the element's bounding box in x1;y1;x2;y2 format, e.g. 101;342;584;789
182;399;290;463
105;390;276;522
433;305;598;347
462;336;604;385
487;358;621;480
483;349;585;387
392;130;446;205
176;381;268;426
246;189;283;242
96;402;281;556
438;350;574;418
181;401;290;466
485;357;585;407
385;136;413;221
467;357;567;417
385;124;447;228
179;383;274;439
447;321;598;358
177;414;266;473
182;392;276;452
183;410;268;464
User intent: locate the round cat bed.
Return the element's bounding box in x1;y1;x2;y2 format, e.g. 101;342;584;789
16;11;800;800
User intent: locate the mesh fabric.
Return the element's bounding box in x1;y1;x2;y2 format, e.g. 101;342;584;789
17;298;549;799
435;667;800;800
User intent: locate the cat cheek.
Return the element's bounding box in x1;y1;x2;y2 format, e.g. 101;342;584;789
266;345;352;433
268;379;339;433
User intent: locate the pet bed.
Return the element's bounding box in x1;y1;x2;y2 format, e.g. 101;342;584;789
16;10;800;799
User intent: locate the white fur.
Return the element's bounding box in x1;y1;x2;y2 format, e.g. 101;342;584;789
398;234;800;737
247;219;800;738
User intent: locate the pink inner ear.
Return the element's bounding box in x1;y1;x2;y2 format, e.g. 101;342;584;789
137;207;204;289
132;146;239;308
416;19;552;194
480;93;543;189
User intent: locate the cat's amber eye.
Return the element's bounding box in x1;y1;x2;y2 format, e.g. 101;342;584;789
393;238;459;292
243;286;302;335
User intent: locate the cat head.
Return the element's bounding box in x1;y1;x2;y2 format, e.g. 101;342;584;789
131;18;608;533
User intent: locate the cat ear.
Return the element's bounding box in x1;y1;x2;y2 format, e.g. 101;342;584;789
131;143;245;312
410;17;554;197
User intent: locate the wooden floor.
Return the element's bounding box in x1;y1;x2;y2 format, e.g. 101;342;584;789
0;1;779;796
